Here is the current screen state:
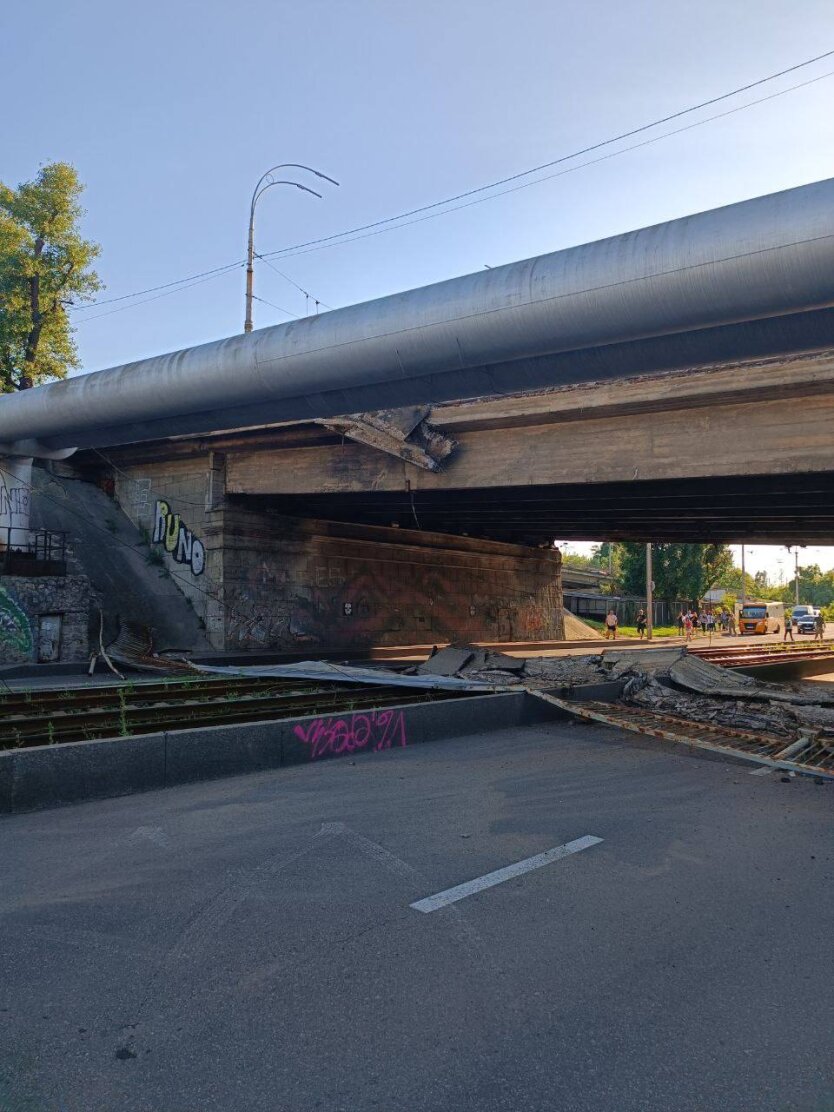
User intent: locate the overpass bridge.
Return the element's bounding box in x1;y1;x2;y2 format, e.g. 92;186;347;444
2;178;834;652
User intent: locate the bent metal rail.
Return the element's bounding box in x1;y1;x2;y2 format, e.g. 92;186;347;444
531;691;834;780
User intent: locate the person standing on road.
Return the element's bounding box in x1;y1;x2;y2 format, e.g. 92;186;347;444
784;613;795;642
683;612;693;642
815;612;825;642
677;610;685;636
605;609;619;640
636;609;647;639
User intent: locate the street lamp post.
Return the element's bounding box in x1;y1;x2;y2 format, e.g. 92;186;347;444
646;543;654;641
244;163;339;334
794;547;801;608
740;544;746;615
785;545;803;609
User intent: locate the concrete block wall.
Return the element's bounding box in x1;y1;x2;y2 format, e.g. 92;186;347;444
221;508;563;651
0;575;93;664
112;454;223;643
105;452;564;653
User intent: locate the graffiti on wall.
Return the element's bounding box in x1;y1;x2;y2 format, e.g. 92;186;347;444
0;481;30;524
0;584;32;655
225;556;559;650
152;500;206;575
292;709;408;761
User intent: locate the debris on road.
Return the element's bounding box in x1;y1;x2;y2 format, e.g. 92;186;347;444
411;642;834;777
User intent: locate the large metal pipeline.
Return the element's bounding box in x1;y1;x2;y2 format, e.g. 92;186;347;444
2;176;834;452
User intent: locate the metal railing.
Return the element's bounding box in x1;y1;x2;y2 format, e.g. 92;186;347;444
563;591;684;627
0;529;67;577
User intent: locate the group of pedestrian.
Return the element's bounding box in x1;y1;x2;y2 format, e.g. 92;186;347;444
676;607;734;640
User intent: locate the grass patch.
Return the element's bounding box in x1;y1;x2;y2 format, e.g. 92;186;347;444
582;617;681;639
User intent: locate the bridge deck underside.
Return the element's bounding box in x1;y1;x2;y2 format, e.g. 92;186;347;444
239;471;834;546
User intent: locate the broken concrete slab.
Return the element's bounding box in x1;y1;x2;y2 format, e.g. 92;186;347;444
668;654;834;705
483;651;526;673
417;647;475;676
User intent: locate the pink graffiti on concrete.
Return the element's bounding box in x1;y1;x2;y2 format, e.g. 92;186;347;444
292;709;407;761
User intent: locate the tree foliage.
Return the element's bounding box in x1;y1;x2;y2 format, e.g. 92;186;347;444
713;562;757;597
0;163;101;392
618;542;733;604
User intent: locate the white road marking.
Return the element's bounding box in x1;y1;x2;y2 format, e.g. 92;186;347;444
410;835;603;914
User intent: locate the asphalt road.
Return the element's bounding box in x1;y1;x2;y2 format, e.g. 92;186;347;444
1;722;832;1112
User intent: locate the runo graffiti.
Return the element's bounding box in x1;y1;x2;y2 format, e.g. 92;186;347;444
152;500;206;575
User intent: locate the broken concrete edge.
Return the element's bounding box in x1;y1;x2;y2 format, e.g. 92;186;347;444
530;689;834;781
0;689;574;816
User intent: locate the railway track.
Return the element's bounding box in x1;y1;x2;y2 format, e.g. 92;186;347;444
0;676;469;750
688;641;834;669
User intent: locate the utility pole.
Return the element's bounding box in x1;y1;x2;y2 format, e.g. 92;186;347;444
740;544;746;618
244;163;338;334
795;546;801;607
646;543;653;641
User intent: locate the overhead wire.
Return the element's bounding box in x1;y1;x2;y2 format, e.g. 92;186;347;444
70;264;244;324
254;253;333;311
68;260;244;313
251;293;296;318
65;48;834;320
263;67;834;262
258;52;834;261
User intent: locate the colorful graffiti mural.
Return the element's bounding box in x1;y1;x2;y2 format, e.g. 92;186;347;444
292;709;408;760
0;584;32;656
152;500;206;575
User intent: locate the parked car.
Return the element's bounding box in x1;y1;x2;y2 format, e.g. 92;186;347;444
791;604;818;631
791;605;818;624
797;613;820;635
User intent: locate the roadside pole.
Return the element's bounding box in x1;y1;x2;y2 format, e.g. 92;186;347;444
740;544;746;623
646;543;653;641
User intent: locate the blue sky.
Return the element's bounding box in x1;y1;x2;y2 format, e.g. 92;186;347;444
3;0;834;578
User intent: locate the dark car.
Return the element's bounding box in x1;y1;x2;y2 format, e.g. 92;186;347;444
797;613;818;634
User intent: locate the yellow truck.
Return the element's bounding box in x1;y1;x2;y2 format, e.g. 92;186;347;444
736;601;784;635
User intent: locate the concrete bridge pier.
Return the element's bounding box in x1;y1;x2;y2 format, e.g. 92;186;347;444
0;456;33;549
98;450;565;653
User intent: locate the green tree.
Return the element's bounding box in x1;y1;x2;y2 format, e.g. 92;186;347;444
714;563;757;597
619;543;733;604
0;163;101;392
786;565;834;609
560;551;600;571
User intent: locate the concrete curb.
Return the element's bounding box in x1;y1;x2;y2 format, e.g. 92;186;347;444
0;690;570;815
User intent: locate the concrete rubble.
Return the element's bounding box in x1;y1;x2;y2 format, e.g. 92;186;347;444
417;643;834;746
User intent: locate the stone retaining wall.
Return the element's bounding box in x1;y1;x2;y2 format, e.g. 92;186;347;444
0;576;93;665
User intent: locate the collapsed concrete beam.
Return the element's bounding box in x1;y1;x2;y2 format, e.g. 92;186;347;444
318;407;456;471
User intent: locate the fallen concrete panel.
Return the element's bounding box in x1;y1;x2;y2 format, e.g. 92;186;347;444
0;691;567;814
416;647;476;676
668;654;834;705
193;658;502;691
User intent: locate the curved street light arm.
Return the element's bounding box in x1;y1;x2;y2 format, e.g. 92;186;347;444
250;163;339;212
245;169;335;333
250;179;322;218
